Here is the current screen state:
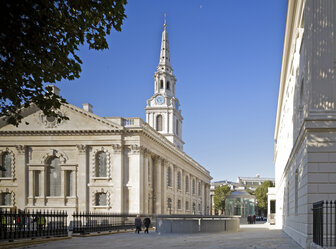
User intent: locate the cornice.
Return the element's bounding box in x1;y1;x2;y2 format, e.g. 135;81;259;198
0;129;122;136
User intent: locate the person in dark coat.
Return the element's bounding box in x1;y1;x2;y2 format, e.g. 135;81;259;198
134;215;142;234
143;217;151;234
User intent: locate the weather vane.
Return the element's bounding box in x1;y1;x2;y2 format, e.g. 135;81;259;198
164;13;167;30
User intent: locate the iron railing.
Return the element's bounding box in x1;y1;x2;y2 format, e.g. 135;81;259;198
313;200;336;247
0;209;68;241
71;213;155;234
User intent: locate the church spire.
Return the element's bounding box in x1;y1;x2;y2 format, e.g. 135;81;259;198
158;14;171;70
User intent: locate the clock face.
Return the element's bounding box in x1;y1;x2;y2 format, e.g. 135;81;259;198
155;95;164;105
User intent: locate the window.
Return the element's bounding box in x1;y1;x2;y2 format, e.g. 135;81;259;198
177;171;181;190
192;202;196;212
0;192;11;206
295;169;298;215
160;80;163;89
95;193;107;206
156;115;163;131
185;176;189;192
96;152;107;177
198;203;201;211
47;157;61;196
1;152;12;177
65;171;73;197
167;198;172;209
177;199;181;209
34;171;40;197
186;201;189;210
198;182;201;196
192;179;195;194
176;120;179;136
167;167;172;187
166;81;170;90
270;200;276;214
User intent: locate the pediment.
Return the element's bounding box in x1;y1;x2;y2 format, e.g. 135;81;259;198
0;103;123;132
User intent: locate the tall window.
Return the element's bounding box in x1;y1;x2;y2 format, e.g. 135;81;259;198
156;115;163;131
166;81;170;90
295;169;298;215
192;179;195;194
177;171;181;190
198;182;201;196
176;120;179;136
167;198;172;209
177;199;181;209
1;152;12;177
160;80;163;89
34;171;40;197
96;152;107;177
185;176;189;192
95;193;107;206
0;192;11;206
167;167;172;187
65;171;73;196
47;157;61;196
186;201;189;210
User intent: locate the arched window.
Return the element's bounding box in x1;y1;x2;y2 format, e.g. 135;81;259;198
156;115;163;132
198;182;201;196
96;151;107;177
1;152;11;177
47;157;61;196
177;171;181;190
185;176;189;192
166;81;170;90
167;167;172;187
95;192;107;206
192;179;195;194
295;169;298;215
160;80;164;89
176;119;179;136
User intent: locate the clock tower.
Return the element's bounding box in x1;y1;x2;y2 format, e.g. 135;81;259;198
146;15;184;150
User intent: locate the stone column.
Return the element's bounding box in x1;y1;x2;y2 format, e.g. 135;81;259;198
76;144;88;212
15;145;26;210
143;152;149;214
112;144;123;213
162;160;167;214
153;156;162;214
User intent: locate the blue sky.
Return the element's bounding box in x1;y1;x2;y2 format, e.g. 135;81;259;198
57;0;288;182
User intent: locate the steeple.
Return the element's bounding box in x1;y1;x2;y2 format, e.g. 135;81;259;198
158;14;172;71
145;15;184;150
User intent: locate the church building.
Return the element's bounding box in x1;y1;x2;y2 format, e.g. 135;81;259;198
270;0;336;248
0;20;212;215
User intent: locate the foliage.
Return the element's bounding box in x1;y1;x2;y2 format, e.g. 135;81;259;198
213;184;232;214
0;0;127;126
255;180;274;214
246;188;255;196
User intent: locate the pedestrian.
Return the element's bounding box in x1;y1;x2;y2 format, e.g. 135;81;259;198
143;217;151;234
134;215;142;234
253;215;256;224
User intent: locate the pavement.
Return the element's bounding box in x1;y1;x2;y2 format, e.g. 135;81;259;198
6;223;303;249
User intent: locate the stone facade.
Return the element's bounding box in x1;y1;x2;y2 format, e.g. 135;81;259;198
0;20;211;215
272;0;336;248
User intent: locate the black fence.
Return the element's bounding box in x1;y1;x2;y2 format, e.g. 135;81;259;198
71;212;155;234
312;200;336;247
0;210;68;241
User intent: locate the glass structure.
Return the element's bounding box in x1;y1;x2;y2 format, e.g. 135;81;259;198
225;190;255;217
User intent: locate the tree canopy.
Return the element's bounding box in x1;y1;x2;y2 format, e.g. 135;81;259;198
213;184;232;214
0;0;127;126
255;180;274;215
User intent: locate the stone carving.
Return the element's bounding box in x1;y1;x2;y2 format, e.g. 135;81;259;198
15;145;25;154
111;144;122;153
76;144;87;153
41;149;68;164
39;110;66;128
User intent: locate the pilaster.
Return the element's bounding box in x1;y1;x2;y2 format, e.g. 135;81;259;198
15;145;26;209
76;144;88;212
112;143;124;213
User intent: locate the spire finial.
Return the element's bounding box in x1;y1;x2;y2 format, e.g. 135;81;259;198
164;13;167;30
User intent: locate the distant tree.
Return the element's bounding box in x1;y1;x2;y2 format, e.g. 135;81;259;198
255;181;274;216
0;0;127;126
214;184;232;215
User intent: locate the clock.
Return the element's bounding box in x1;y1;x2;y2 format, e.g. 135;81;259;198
155;95;164;105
